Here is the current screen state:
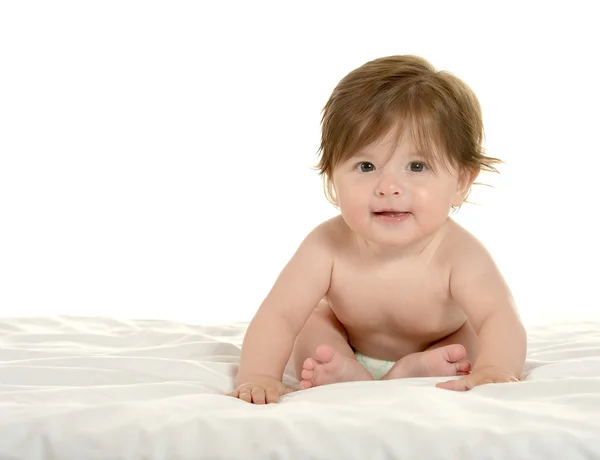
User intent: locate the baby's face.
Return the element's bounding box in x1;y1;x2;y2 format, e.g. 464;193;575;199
332;129;473;248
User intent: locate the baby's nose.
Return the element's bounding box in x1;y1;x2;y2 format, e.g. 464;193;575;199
376;176;403;196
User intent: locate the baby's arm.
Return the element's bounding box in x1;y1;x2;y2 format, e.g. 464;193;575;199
440;241;527;390
234;224;334;400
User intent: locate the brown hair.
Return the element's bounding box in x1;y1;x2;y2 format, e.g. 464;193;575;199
315;55;501;206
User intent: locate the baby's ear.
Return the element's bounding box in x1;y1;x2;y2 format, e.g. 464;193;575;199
325;176;339;207
454;167;479;205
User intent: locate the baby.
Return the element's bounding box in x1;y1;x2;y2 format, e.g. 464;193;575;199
228;55;527;404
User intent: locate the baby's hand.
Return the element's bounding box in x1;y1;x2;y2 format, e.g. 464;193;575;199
435;365;519;391
227;375;295;404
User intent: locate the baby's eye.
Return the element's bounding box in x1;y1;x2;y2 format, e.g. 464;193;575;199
355;161;375;173
409;161;427;172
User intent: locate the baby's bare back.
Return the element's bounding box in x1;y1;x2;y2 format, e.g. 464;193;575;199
324;216;468;362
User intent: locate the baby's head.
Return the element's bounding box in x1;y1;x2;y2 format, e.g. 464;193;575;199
315;55;502;246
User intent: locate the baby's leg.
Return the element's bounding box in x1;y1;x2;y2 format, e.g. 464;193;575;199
382;319;478;380
290;299;373;388
425;318;479;362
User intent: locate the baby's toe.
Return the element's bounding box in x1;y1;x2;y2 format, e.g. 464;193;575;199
303;357;317;371
456;359;472;375
301;367;314;380
443;344;467;363
314;344;336;363
300;379;313;389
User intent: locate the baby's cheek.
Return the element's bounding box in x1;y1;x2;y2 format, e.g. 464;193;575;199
339;190;365;212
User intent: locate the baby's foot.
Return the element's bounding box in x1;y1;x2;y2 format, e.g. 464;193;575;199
382;344;472;380
300;344;373;389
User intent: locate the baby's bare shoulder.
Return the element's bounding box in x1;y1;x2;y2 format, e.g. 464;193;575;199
439;219;493;265
309;215;350;251
442;221;494;271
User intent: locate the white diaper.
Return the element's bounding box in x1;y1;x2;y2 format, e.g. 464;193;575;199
354;351;395;380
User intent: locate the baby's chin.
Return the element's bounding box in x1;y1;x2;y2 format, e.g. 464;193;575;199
362;222;443;249
367;235;421;249
360;229;423;250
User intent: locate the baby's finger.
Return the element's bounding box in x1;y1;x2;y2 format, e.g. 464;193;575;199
492;376;519;384
436;377;471;391
238;388;253;403
265;387;280;404
283;386;296;395
251;387;266;405
226;390;239;398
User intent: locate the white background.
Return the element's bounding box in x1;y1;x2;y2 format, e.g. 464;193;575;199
1;1;598;325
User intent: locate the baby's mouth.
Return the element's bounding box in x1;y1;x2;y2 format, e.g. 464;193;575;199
373;211;407;218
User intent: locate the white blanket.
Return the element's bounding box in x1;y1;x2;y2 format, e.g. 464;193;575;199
0;316;599;459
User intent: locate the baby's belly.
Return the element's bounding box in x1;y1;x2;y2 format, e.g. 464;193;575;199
332;304;466;362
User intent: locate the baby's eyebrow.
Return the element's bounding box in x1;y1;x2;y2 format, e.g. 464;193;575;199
352;149;376;158
353;150;427;159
